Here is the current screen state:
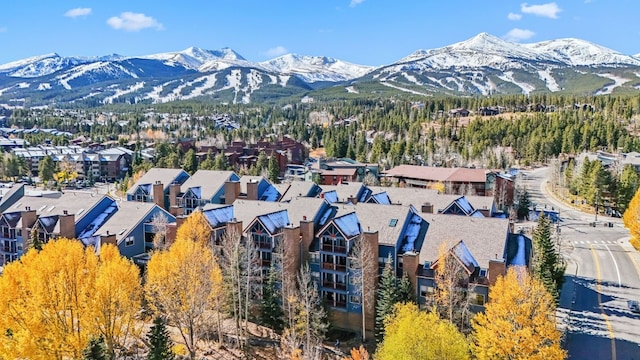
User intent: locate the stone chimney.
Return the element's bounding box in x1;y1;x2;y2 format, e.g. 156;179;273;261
347;195;358;205
152;181;165;209
169;182;181;208
59;210;76;239
164;223;177;246
21;207;38;242
224;180;240;204
100;231;117;246
421;202;434;214
247;180;259;201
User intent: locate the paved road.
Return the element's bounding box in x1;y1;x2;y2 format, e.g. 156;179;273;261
523;167;640;359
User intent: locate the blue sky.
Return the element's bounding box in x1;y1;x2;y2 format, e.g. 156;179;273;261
0;0;638;66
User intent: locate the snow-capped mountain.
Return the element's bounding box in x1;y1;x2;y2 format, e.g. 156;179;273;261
2;32;640;106
260;54;373;82
365;32;640;96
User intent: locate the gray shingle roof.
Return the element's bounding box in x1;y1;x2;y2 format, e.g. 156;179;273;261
417;214;509;269
180;170;236;200
126;168;187;196
93;201;158;243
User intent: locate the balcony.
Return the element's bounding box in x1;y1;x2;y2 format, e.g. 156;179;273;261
321;262;347;272
261;259;272;267
322;280;347;291
257;242;272;250
321;243;347;253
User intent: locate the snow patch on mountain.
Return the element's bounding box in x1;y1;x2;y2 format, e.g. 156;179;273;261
37;83;51;91
537;69;561;91
279;75;290;87
103;82;145;104
594;73;631;95
345;86;358;94
525;38;640;66
17;82;30;89
380;81;431;96
497;71;535;94
56;62;139;90
260;54;372;82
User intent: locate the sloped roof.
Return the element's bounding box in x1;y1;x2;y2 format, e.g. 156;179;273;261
348;203;411;245
180;170;236;200
275;182;322;202
333;212;361;238
202;205;235;228
126;168;188;196
4;192;104;220
383;165;488;183
320;182;365;203
366;186;494;214
93;201;158;243
417;214;509;269
257;210;290;233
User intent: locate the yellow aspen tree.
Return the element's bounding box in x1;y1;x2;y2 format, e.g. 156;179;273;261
176;210;212;245
623;187;640;249
471;267;566;360
92;244;143;359
146;238;218;360
375;302;470;360
342;345;370;360
0;239;98;359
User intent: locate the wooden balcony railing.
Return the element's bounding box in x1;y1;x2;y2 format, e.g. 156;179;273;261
321;262;347;272
322;281;347;291
321;244;347;253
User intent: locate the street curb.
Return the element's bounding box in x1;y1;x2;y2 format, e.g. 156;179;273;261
558;256;578;336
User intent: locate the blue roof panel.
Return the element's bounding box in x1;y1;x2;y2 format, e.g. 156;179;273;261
78;201;118;239
334;212;361;238
190;186;202;199
203;205;234;228
358;187;372;203
510;234;527;266
455;196;474;214
323;190;338;203
372;192;391;205
259;210;290;233
401;213;422;252
260;185;280;202
452;241;479;270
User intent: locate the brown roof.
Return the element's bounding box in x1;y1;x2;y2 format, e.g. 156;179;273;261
318;168;358;176
383;165;488;183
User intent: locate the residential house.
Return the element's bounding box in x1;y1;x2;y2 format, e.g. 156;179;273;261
176;170;239;215
126;168;190;210
383;164;496;196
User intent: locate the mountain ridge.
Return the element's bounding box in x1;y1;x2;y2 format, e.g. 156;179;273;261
2;32;640;106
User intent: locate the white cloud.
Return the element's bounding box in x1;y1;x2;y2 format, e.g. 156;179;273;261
107;12;164;31
521;2;562;19
349;0;365;7
504;28;536;42
266;46;288;57
64;7;92;18
507;12;522;21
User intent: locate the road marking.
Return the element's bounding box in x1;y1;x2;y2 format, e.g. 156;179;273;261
603;244;622;288
590;245;617;359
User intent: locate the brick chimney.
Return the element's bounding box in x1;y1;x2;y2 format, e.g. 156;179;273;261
59;210;76;239
164;223;177;247
283;225;302;281
152;181;165;209
176;215;187;230
224;180;240;204
488;259;506;290
21;206;38;242
100;231;117;246
402;251;420;293
225;218;244;242
169;182;181;208
361;230;379;334
347;195;358;205
299;217;315;263
247;180;259;201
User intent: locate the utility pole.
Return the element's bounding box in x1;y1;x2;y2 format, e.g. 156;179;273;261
594;190;598;223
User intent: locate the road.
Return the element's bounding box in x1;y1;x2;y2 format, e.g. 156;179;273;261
524;167;640;359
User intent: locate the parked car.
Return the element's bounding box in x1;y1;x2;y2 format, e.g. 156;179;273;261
628;300;640;313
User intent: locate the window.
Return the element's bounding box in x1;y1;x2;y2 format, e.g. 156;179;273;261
479;268;488;277
350;295;361;304
475;294;486;306
311;271;320;282
420;285;435;298
310;252;320;264
389;219;398;227
125;236;135;246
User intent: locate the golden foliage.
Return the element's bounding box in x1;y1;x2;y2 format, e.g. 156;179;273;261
430;181;446;194
471;267;566;360
343;345;370;360
176;210;211;245
145;238;221;357
624;188;640;248
375;303;470;360
0;239;142;359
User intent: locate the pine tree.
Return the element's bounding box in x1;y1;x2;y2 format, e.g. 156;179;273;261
531;214;565;302
375;258;397;343
517;190;531;220
397;271;415;303
83;336;107;360
268;155;280;184
260;265;284;332
146;316;175;360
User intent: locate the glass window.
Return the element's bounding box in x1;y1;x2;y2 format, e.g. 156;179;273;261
350;295;361;304
125;236;134;246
